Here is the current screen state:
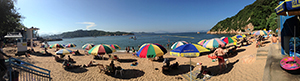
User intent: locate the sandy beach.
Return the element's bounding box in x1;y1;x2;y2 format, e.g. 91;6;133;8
2;38;273;81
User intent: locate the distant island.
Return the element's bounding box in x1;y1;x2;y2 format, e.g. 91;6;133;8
44;29;134;38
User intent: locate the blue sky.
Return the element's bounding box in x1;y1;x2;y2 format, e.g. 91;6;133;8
15;0;256;35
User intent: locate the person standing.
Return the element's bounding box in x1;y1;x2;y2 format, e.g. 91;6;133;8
213;45;225;74
0;40;11;81
272;34;277;44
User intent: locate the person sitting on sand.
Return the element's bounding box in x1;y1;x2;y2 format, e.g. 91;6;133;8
163;58;170;67
68;55;75;62
62;60;81;69
170;62;179;69
82;61;102;67
54;56;66;62
213;45;226;73
75;50;81;55
109;61;116;73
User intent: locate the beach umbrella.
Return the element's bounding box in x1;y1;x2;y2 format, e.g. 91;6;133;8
219;37;226;40
170;44;210;81
88;44;115;56
171;41;189;49
275;0;300;67
110;44;121;49
198;39;207;46
152;43;168;54
136;43;166;58
253;30;268;36
82;43;94;50
65;43;76;48
241;34;246;38
235;35;243;39
50;44;64;49
222;37;236;44
203;38;226;48
139;43;167;54
55;49;73;55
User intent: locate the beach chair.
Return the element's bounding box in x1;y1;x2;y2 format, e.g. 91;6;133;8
98;64;106;73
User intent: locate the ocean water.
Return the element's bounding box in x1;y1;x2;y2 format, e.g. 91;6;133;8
48;32;233;51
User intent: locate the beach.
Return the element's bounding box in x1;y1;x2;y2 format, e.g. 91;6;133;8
2;38;273;81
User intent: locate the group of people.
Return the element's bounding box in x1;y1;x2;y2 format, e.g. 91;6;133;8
125;46;135;53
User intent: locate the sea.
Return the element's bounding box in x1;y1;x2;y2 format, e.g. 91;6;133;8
48;32;233;51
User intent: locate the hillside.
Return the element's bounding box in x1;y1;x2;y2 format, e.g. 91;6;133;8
45;30;134;38
208;0;278;34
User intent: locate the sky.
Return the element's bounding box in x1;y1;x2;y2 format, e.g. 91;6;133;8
15;0;256;35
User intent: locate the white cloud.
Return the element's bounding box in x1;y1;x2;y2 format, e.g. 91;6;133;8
77;22;96;29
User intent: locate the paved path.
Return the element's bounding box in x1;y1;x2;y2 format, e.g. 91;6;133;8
263;43;300;81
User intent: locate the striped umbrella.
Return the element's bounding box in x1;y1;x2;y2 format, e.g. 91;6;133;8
198;39;207;46
220;36;226;40
136;43;166;58
110;44;121;49
55;49;73;55
50;44;64;49
171;41;188;49
203;38;226;48
222;37;236;44
170;43;210;81
88;44;115;55
82;43;94;50
253;30;268;35
65;43;76;48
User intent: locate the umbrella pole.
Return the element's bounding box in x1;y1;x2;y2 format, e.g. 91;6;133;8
294;26;296;62
190;58;192;81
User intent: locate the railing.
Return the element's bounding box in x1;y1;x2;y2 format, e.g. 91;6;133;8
7;58;51;81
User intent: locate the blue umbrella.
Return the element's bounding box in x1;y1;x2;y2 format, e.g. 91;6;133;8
170;44;210;81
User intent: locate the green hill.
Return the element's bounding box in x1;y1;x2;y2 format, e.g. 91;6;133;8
47;30;134;38
208;0;278;34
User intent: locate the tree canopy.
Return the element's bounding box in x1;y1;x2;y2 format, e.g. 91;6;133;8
0;0;24;37
210;0;278;32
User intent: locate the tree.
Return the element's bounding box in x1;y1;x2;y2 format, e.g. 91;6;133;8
0;0;23;37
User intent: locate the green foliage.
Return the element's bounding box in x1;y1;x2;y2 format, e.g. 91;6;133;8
210;0;278;32
0;0;24;36
49;30;134;38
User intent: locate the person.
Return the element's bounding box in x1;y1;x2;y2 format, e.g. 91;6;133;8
75;50;81;55
60;55;65;58
82;61;101;67
44;48;49;54
62;60;81;69
170;62;179;69
109;61;116;73
0;40;11;81
54;56;66;62
241;37;249;46
125;47;129;53
213;45;226;73
132;47;135;53
163;58;170;67
272;34;277;44
68;55;75;62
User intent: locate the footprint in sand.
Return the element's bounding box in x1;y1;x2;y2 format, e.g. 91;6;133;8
241;55;255;64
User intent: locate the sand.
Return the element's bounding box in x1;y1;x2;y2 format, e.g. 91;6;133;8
2;38;273;81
